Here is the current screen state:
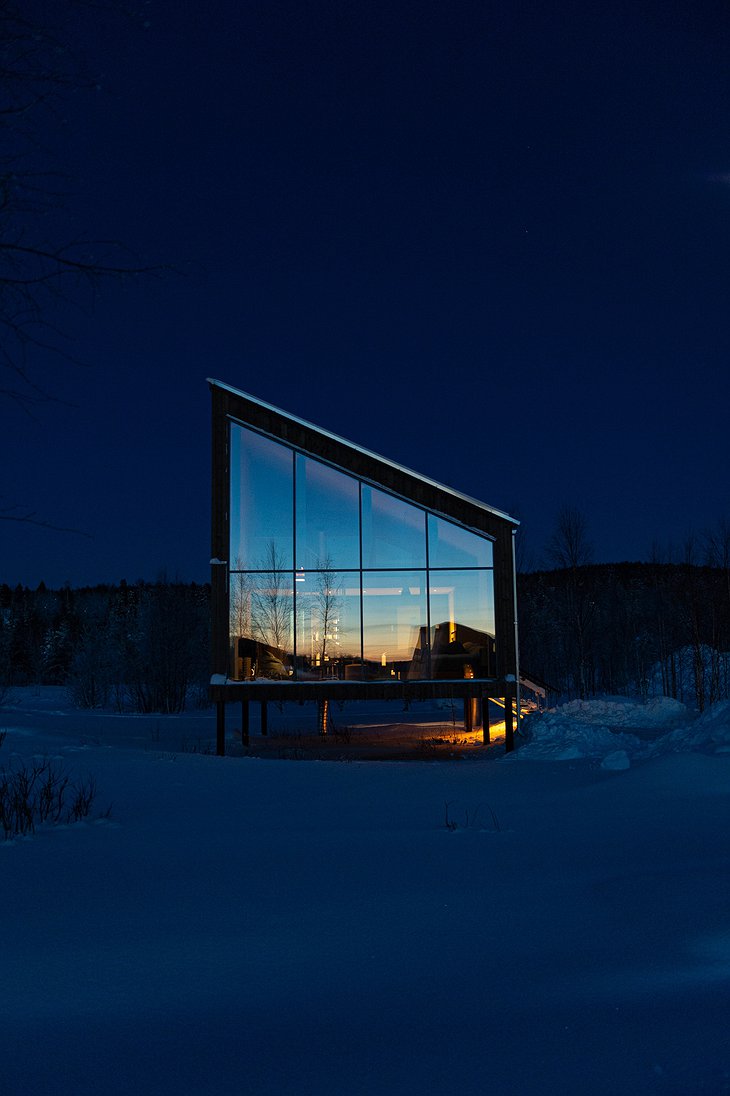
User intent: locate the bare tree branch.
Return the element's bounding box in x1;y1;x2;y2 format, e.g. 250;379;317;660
0;498;93;537
0;1;164;540
0;1;163;408
546;505;593;570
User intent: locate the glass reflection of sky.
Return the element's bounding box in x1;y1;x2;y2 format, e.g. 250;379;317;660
230;424;293;569
229;424;497;679
428;514;493;568
429;570;495;636
295;454;360;569
362;571;426;661
361;486;426;569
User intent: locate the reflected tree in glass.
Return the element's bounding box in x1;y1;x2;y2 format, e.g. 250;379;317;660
229;559;253;679
296;557;354;678
313;556;343;674
228;550;293;679
249;541;293;657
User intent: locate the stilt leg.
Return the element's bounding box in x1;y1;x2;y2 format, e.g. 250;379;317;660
463;697;474;734
505;689;515;753
216;700;226;757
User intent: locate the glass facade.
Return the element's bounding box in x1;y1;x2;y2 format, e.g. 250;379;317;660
230;424;293;569
295;453;360;570
362;571;428;680
229;422;496;681
361;487;427;569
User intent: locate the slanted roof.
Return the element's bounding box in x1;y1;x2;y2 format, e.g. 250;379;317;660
208;377;519;531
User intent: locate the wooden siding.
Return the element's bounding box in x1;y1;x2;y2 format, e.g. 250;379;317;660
210;384;230;676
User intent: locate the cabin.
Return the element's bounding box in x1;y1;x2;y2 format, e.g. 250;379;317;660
208;379;521;754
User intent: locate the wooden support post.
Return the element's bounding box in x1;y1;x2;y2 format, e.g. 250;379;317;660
463;696;474;734
504;687;515;753
260;700;268;736
483;703;491;745
216;700;226;757
241;699;249;747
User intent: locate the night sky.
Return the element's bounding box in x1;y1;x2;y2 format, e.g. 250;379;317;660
3;0;730;588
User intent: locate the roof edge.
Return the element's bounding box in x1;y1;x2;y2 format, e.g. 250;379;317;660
207;377;520;527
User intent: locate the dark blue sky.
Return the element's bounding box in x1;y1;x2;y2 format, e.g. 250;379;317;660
3;0;730;587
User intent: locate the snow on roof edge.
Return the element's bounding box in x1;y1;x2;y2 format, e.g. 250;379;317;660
207;377;519;527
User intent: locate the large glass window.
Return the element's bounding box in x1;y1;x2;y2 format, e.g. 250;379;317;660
295;569;362;680
429;570;496;679
295;454;360;570
229;569;294;680
428;513;493;568
230;424;293;569
361;486;426;569
228;422;496;681
362;571;428;680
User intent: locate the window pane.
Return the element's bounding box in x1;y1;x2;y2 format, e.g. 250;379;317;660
428;514;493;568
362;571;428;680
230;424;293;569
295;455;360;570
361;487;426;569
429;570;496;679
295;569;362;680
229;569;294;680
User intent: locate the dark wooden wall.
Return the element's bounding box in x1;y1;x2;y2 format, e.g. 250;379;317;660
210;384;230;676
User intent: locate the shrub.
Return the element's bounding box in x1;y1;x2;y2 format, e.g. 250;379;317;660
0;756;99;840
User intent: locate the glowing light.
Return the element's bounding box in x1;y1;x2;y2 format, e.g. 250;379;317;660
488;720;506;742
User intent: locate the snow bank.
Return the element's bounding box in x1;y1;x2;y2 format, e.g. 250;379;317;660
646;699;730;756
515;705;644;762
516;695;730;764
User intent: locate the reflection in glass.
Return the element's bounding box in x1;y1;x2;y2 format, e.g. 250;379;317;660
362;571;428;680
228;420;500;685
428;513;493;568
361;487;426;569
229;569;294;680
295;455;360;569
429;570;496;679
230;424;293;569
295;569;362;679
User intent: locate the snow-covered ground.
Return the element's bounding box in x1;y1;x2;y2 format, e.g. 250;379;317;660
1;688;729;1095
516;693;730;764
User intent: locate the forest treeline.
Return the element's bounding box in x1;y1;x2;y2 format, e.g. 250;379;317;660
1;563;729;712
519;561;730;709
0;580;210;713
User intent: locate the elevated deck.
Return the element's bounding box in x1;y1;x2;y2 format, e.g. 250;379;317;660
209;676;518;754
